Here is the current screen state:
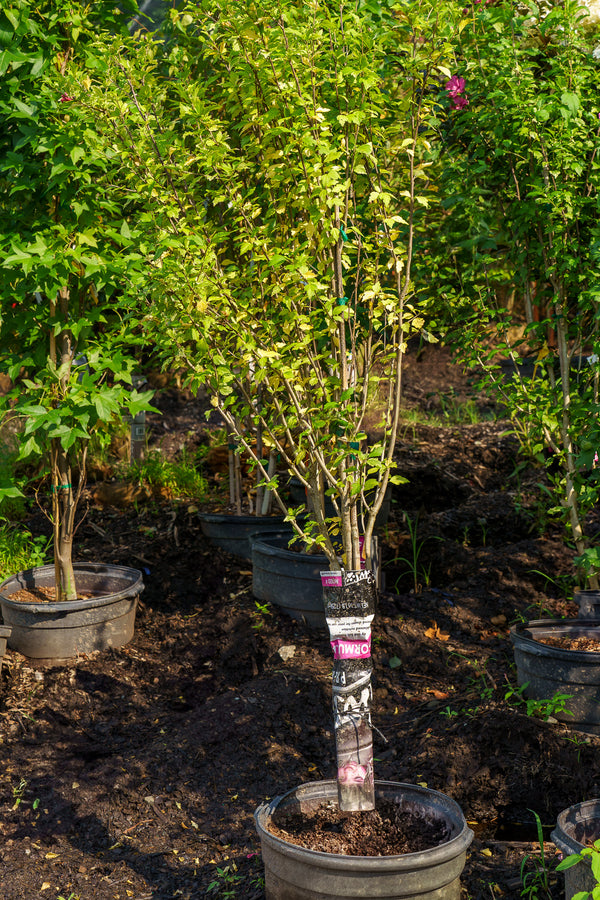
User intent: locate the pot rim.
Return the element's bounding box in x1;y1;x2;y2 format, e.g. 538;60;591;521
254;779;474;869
552;798;600;858
198;511;287;525
0;562;144;613
510;618;600;660
250;530;328;563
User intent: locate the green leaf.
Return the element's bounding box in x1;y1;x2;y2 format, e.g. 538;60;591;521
561;92;580;116
94;394;118;421
556;854;583;871
70;146;85;165
12;98;36;116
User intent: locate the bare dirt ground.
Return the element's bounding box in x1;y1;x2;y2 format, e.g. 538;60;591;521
0;344;593;899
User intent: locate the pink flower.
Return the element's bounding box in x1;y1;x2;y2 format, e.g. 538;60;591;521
59;93;74;103
451;95;469;110
445;75;468;111
445;75;466;98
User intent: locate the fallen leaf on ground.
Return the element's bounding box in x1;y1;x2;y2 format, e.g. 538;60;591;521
425;622;450;641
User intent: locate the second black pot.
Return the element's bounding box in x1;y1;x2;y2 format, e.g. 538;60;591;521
510;618;600;733
198;512;288;561
251;530;328;629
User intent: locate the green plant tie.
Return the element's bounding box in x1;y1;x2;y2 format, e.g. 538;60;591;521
51;484;72;492
339;225;349;242
337;297;348;306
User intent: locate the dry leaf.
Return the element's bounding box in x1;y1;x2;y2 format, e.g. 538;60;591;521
425;621;450;641
41;885;51;892
491;615;507;626
431;689;449;700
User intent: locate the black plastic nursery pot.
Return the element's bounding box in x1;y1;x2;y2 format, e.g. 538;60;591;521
510;619;600;733
197;511;287;561
552;799;600;900
0;624;11;666
574;590;600;619
251;529;328;629
254;780;473;900
0;563;143;663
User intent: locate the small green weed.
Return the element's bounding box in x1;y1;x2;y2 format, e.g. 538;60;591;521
207;860;264;898
504;681;573;721
0;520;50;579
434;388;487;425
251;600;272;630
387;512;441;594
520;811;554;899
564;732;591;764
125;448;209;500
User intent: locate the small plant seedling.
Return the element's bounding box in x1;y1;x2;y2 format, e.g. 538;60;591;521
207;862;243;899
251;601;272;630
564;733;591;764
556;838;600;899
520;810;554;899
504;681;574;721
388;513;441;595
12;778;27;810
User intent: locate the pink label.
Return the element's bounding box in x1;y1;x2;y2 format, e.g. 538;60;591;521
331;637;372;659
321;572;343;587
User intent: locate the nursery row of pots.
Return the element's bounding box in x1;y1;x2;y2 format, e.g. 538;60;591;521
1;522;600;897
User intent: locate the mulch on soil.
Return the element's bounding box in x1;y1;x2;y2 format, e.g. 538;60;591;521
0;345;593;899
268;797;450;856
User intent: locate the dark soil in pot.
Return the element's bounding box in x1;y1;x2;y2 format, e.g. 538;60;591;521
268;796;449;855
255;780;473;899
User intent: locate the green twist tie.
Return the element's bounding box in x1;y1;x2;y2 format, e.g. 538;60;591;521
51;484;72;492
337;297;348;306
340;225;349;242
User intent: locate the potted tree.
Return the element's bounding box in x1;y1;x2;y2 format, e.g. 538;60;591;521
88;0;473;887
415;0;600;720
0;0;153;661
